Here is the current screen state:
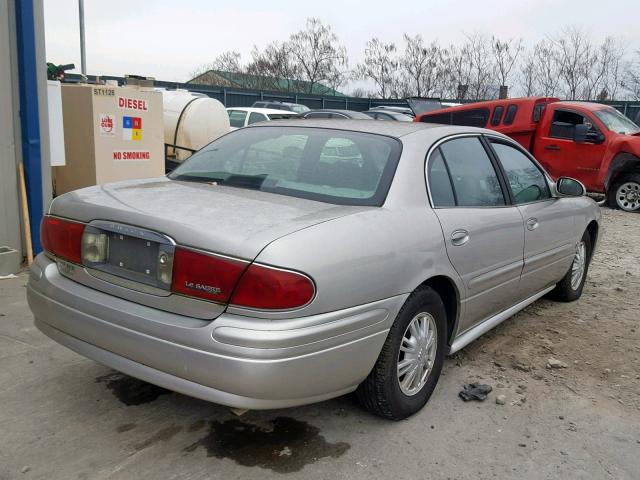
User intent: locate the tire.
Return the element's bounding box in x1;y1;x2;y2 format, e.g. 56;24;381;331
548;231;592;302
356;286;447;420
607;173;640;212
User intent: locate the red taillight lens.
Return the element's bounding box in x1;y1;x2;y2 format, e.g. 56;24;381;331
230;264;315;310
40;216;85;264
170;247;247;303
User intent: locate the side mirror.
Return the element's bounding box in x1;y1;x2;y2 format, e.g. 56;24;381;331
556;177;586;197
574;124;588;143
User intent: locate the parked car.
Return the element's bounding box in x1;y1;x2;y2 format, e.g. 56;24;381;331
226;107;299;129
302;109;372;119
416;97;640;212
364;109;413;121
29;120;600;420
251;100;310;114
370;105;415;117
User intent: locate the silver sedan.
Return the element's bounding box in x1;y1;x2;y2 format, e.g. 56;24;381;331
28;120;601;420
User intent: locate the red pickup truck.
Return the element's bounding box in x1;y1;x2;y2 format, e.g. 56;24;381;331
415;97;640;212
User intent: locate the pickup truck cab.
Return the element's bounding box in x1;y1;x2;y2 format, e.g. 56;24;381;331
416;97;640;211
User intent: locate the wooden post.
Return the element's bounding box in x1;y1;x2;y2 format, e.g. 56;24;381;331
17;163;33;265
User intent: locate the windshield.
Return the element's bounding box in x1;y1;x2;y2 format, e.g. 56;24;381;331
594;108;640;135
169;126;402;206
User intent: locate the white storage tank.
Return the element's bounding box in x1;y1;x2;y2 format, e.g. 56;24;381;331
161;89;230;163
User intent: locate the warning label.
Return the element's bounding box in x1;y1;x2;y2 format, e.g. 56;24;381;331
122;116;142;141
98;114;115;136
118;96;149;111
113;151;151;161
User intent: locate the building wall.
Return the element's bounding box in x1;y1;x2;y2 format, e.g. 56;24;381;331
0;0;22;254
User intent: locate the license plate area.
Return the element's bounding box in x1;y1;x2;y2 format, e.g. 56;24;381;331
82;221;175;290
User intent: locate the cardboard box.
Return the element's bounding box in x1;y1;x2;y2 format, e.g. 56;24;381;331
54;84;164;195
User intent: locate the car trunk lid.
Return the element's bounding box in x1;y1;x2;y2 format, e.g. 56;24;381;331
49;177;366;317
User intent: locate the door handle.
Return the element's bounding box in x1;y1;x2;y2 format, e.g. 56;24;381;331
526;218;539;231
451;229;470;246
544;145;561;151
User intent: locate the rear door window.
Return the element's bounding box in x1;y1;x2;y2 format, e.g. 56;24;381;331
427;148;456;207
437;137;505;207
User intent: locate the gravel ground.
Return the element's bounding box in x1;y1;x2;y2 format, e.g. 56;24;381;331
0;206;638;480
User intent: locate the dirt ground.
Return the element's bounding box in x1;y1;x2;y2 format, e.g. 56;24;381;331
1;206;639;480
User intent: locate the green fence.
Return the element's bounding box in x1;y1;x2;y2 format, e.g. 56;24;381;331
98;75;640;121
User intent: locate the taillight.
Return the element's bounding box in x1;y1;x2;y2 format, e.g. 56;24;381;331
41;216;85;264
170;247;247;303
230;264;315;310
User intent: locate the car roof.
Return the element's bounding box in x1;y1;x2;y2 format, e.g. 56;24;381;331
556;101;610;112
248;118;491;138
226;107;298;115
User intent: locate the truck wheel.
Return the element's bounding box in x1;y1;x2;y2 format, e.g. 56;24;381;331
608;174;640;212
356;286;446;420
549;231;592;302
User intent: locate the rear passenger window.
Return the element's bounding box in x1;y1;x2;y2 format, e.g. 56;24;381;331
491;106;504;126
438;137;505;207
504;105;518;125
305;112;331;119
428;149;456;207
420;108;489;127
247;112;268;125
228;110;247;128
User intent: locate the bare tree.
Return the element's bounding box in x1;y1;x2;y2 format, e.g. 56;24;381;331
402;35;444;97
442;44;472;99
532;40;561;97
357;38;398;98
246;42;300;91
589;37;625;100
623;50;640;100
189;50;244;82
518;50;537;96
554;27;592;100
491;36;523;98
288;18;348;94
466;33;495;100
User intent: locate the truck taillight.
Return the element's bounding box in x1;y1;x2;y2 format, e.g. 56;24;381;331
230;264;315;310
170;247;247;303
41;216;85;264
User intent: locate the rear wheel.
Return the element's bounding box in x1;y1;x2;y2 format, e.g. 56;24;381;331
608;173;640;212
549;231;592;302
356;287;447;420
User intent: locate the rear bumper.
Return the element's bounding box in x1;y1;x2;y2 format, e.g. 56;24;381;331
28;254;405;409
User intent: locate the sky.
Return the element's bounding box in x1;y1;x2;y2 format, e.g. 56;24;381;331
44;0;640;92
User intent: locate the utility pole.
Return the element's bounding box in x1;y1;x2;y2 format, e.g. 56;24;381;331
78;0;86;75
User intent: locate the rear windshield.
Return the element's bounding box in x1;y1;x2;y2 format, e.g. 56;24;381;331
267;113;299;120
169;126;402;206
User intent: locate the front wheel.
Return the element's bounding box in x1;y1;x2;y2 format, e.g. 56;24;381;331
356;286;447;420
549;231;592;302
607;173;640;212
